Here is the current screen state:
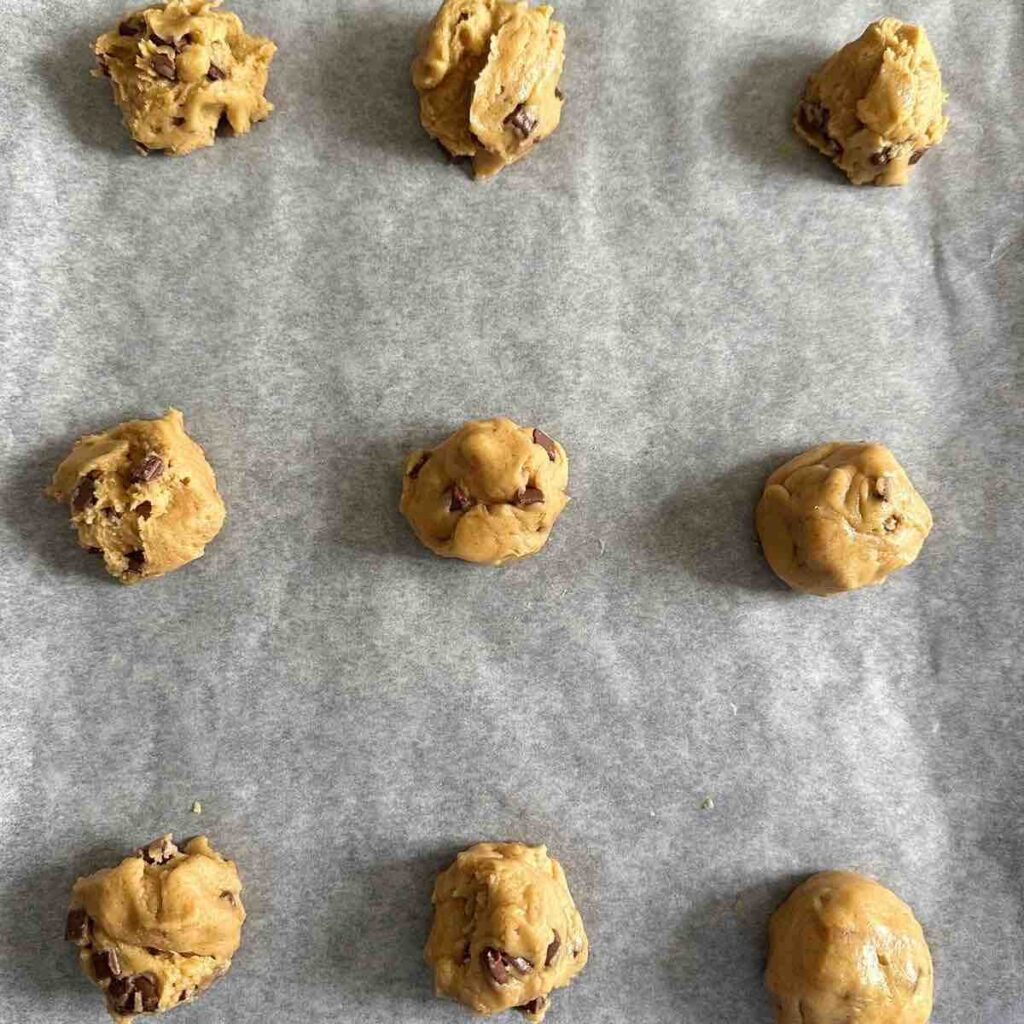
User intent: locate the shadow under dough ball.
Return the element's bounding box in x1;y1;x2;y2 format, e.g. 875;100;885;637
425;842;588;1022
46;408;225;584
65;835;245;1023
755;441;932;596
411;0;566;179
794;17;949;185
400;417;569;565
766;871;933;1024
93;0;276;156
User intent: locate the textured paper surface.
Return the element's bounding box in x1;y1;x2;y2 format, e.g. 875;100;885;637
1;1;1022;1021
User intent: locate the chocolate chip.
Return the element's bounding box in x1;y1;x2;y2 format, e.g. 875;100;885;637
545;932;560;966
172;117;185;126
150;32;172;47
504;104;538;139
883;515;899;533
516;487;544;507
72;475;97;512
207;63;226;81
151;52;177;81
871;147;894;166
798;101;829;135
135;501;153;519
219;890;238;907
181;32;194;45
482;947;509;985
456;11;470;21
130;453;164;484
909;148;926;165
107;973;160;1014
136;835;177;863
450;485;470;512
408;452;430;479
118;18;143;36
65;908;90;945
125;550;146;573
555;87;564;101
532;429;557;461
505;954;533;973
102;507;121;520
92;948;121;981
517;997;547;1015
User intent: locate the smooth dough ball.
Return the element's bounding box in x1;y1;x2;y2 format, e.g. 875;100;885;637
755;442;932;596
93;0;276;156
766;871;933;1024
46;409;225;584
65;835;245;1023
400;417;569;565
425;842;588;1022
794;18;948;185
411;0;566;179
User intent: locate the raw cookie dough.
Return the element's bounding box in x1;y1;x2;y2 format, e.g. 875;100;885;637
425;843;588;1022
766;871;933;1024
46;409;225;584
93;0;276;156
65;835;245;1023
411;0;565;179
794;18;948;185
400;417;569;565
755;441;932;596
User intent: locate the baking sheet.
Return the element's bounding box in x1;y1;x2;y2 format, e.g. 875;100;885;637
1;0;1022;1021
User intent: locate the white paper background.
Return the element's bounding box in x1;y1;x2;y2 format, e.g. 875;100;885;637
1;1;1022;1021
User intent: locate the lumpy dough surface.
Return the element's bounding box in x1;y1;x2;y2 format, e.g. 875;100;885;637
766;871;933;1024
400;417;569;565
755;441;932;596
794;18;948;185
425;842;588;1022
411;0;565;178
46;409;225;584
93;0;276;156
66;835;245;1023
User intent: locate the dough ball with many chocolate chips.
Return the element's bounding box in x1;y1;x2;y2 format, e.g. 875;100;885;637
46;409;225;584
794;18;948;185
93;0;276;156
755;441;932;596
401;417;569;565
66;835;245;1023
425;842;588;1023
766;871;933;1024
412;0;566;179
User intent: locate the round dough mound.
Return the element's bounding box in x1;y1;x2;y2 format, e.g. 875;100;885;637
794;18;948;185
400;417;569;565
766;871;933;1024
93;0;276;156
425;842;588;1022
46;409;225;584
65;835;245;1023
411;0;566;179
755;441;932;596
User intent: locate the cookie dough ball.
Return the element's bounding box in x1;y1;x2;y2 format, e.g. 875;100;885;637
93;0;276;156
766;871;933;1024
400;417;569;565
411;0;566;179
755;442;932;596
65;835;245;1023
794;18;948;185
46;409;225;584
425;843;588;1022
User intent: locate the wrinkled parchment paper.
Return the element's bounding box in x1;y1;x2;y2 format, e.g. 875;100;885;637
1;1;1022;1021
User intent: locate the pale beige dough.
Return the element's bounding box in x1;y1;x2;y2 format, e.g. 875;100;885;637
425;843;588;1022
400;417;569;565
46;409;225;584
766;871;933;1024
93;0;276;156
794;18;949;185
65;835;245;1023
411;0;565;179
755;441;932;596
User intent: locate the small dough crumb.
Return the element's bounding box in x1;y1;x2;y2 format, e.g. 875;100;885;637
93;0;276;156
794;17;948;185
411;0;566;179
766;871;933;1024
755;441;932;596
46;409;225;584
191;801;203;814
425;842;588;1022
65;835;245;1023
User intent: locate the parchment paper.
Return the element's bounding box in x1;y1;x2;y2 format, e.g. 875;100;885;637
1;1;1022;1021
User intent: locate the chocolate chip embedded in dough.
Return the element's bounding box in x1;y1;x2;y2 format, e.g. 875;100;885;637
151;52;177;81
450;485;471;512
516;487;544;507
107;973;160;1014
505;954;533;973
65;908;90;945
517;996;548;1015
504;104;538;139
92;948;122;981
72;475;98;512
555;87;564;101
482;947;509;985
909;148;927;165
130;453;164;484
545;932;561;966
871;146;894;166
798;100;828;135
408;452;430;479
532;429;557;461
125;550;146;573
118;18;143;36
207;63;226;81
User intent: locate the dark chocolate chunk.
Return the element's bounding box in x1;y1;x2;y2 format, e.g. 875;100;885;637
172;117;185;126
798;101;829;135
408;452;430;479
545;932;560;966
504;104;538;139
130;453;164;484
150;32;172;47
871;147;894;167
108;973;160;1014
136;835;177;863
92;948;121;981
125;550;146;573
909;148;926;165
450;485;471;512
516;487;544;507
65;908;90;945
151;52;177;81
482;947;509;985
135;501;153;519
72;475;97;512
532;429;557;461
207;63;226;81
555;87;564;101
